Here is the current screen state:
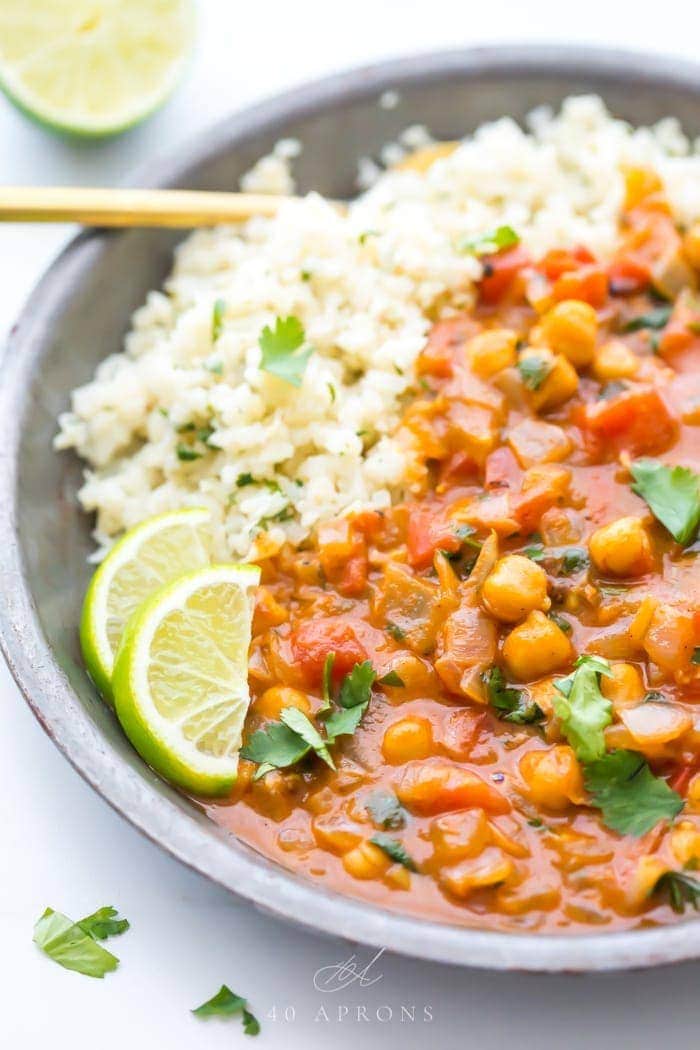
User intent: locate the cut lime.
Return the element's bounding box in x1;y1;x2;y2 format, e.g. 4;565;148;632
0;0;194;138
112;564;261;796
80;507;211;701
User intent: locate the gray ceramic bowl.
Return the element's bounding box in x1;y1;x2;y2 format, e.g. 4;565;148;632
2;45;700;972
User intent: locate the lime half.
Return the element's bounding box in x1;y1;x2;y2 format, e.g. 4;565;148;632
112;564;261;796
0;0;194;138
80;507;212;701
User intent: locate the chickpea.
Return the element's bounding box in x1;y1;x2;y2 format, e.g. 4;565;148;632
670;821;700;867
538;300;598;368
683;221;700;270
600;662;646;710
688;773;700;812
626;856;669;909
342;840;392;880
589;516;653;577
643;604;696;671
502;610;573;681
439;848;515;899
253;685;311;720
592;340;639;382
467;328;518;378
519;745;585;811
482;554;550;623
382;717;434;764
533;353;579;411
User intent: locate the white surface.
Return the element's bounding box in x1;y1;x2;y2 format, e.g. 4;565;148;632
2;2;700;1046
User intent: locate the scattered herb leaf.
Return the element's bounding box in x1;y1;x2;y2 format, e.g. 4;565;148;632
192;984;260;1036
548;611;572;634
176;444;203;461
485;666;544;725
553;655;613;762
33;906;125;978
259;315;313;387
236;472;255;487
319;652;335;713
378;670;404;687
517;353;553;391
211;298;226;342
561;547;589;575
652;869;700;913
279;708;334;769
240;721;311;779
369;833;418;871
523;542;546;562
622;306;672;332
365;790;407;830
459;225;520;256
584;749;683;836
630;458;700;546
78;906;130;941
386;623;406;642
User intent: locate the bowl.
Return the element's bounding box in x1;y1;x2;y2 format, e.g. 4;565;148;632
2;44;700;972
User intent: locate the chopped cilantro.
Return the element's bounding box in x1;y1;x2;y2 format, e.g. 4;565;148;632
280;707;335;769
485;666;544;725
176;443;203;462
369;833;418;871
548;611;572;634
211;298;226;342
692;647;700;666
259;315;313;387
584;749;683;836
236;472;255;487
378;670;404;687
358;229;379;245
622;306;672;333
517;353;553;391
652;869;700;914
561;547;589;574
33;905;129;978
193;984;260;1036
319;652;335;713
325;661;376;741
523;542;546;562
459;225;520;256
630;458;700;546
553;655;613;762
365;790;407;830
240;721;312;779
386;622;406;642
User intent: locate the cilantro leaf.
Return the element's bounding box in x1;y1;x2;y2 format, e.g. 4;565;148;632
240;721;311;779
485;667;544;725
693;647;700;666
630;458;700;546
369;834;418;871
365;790;407;829
319;652;335;714
33;907;121;978
517;353;553;391
523;542;546;562
78;906;129;940
259;315;313;387
561;547;589;574
459;225;520;256
324;703;367;740
211;298;226;342
338;660;376;708
553;655;613;762
279;707;335;769
176;443;203;461
378;670;404;687
622;306;672;333
193;984;260;1036
548;611;572;634
386;622;406;641
584;750;683;836
652;869;700;914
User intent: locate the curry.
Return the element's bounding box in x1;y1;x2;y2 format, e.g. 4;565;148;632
210;170;700;933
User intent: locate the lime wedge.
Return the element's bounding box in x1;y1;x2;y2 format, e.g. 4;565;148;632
0;0;194;138
112;564;261;796
80;508;211;701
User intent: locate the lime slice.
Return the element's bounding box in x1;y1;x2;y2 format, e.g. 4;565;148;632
80;507;211;701
0;0;194;138
112;564;261;796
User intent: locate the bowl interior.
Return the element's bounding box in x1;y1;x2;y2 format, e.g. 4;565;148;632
4;46;700;971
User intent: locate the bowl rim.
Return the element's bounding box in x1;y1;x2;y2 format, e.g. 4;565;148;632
2;43;700;973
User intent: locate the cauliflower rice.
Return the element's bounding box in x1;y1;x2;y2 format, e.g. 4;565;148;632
55;95;700;560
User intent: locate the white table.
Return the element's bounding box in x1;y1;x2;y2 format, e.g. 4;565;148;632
2;2;699;1046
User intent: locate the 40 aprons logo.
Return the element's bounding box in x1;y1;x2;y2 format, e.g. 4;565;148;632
266;947;434;1025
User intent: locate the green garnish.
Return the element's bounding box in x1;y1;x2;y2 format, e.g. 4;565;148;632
325;661;376;741
485;666;544;725
630;458;700;546
192;985;260;1036
319;652;335;713
386;622;406;642
621;306;672;333
460;225;520;256
553;655;612;762
584;750;683;836
358;229;379;245
259;315;313;387
241;720;313;780
365;790;407;830
561;547;589;574
517;353;553;391
176;443;203;461
652;870;700;913
33;905;129;978
523;542;546;562
692;647;700;666
280;707;335;769
236;473;255;487
548;611;572;634
378;670;404;687
369;834;418;871
211;298;226;342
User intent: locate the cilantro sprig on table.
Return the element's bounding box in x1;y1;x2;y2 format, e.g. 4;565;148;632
241;660;376;778
258;315;314;387
33;905;130;978
629;458;700;546
553;655;613;763
193;984;260;1036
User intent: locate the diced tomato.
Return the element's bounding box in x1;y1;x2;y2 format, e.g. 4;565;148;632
349;509;384;539
552;264;608;307
581;387;677;457
397;760;510;816
539;246;595;280
406;503;461;568
484;446;522;490
438;450;479;486
607;256;651;295
337;552;368;597
292;618;380;681
417;316;479;377
478;245;531;305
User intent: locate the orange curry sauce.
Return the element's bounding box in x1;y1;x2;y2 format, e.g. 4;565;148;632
209;169;700;933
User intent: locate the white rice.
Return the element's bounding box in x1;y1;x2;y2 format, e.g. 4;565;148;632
55;95;700;561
